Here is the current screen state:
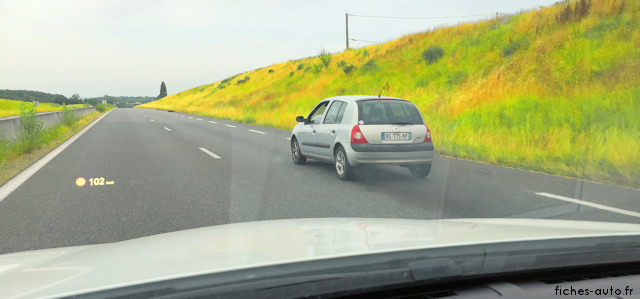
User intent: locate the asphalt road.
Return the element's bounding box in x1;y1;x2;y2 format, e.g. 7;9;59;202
1;108;639;254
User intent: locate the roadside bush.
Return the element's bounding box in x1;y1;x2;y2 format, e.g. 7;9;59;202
556;0;591;23
236;76;250;85
297;63;304;70
422;46;444;65
242;115;256;124
337;60;347;68
312;63;324;73
17;103;44;153
318;49;332;68
96;103;106;112
289;71;294;77
447;71;467;85
220;76;235;85
343;64;356;74
360;59;379;74
268;69;274;73
502;37;530;57
0;137;8;164
62;103;75;127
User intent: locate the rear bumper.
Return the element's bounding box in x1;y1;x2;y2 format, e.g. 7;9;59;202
350;142;434;152
346;142;434;166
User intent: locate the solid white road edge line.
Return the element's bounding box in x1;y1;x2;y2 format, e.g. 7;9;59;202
163;127;172;131
0;109;113;203
198;147;221;159
248;129;266;134
535;192;640;218
225;124;237;128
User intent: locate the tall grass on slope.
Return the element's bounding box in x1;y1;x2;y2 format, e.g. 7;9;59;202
140;0;639;187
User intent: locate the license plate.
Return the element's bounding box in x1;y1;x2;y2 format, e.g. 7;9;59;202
382;132;411;140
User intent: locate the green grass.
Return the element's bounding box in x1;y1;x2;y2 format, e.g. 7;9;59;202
0;99;88;118
140;0;640;187
0;108;110;186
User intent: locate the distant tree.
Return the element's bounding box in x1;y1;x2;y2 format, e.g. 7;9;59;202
0;89;69;103
69;93;81;104
157;81;167;100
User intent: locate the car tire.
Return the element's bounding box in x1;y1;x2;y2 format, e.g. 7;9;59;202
291;137;307;165
409;164;431;178
335;146;355;180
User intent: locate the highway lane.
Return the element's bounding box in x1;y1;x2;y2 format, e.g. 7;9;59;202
0;108;638;254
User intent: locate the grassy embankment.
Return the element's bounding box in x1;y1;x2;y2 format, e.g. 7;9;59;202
0;98;88;118
0;104;112;186
140;0;639;187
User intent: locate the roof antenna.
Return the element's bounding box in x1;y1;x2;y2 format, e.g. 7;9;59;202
378;80;389;97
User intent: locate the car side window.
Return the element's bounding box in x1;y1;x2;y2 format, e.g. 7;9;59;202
323;101;344;124
335;102;348;123
307;101;329;124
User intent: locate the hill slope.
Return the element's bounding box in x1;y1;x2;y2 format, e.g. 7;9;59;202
140;0;639;187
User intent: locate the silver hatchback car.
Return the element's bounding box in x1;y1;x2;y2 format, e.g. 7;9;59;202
291;95;434;180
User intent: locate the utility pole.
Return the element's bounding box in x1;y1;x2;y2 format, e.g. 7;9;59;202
345;13;349;50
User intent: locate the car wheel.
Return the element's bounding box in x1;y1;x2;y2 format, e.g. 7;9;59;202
291;137;307;165
409;164;431;178
335;146;354;180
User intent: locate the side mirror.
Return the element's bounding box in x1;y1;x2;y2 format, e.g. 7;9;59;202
296;116;306;123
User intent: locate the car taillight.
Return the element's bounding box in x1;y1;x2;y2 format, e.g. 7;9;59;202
424;126;432;142
351;125;368;143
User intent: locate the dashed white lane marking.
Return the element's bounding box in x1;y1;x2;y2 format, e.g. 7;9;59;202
150;119;155;122
248;129;266;134
208;121;217;124
285;137;291;140
225;124;237;128
163;127;172;132
198;147;221;159
180;115;185;117
197;118;203;121
188;116;193;119
535;192;640;218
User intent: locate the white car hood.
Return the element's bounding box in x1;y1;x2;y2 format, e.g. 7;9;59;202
2;217;640;298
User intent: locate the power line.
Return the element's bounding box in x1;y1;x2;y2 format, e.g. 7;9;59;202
347;13;497;19
350;38;380;44
345;12;501;50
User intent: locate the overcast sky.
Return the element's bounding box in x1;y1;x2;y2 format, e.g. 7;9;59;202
0;0;557;98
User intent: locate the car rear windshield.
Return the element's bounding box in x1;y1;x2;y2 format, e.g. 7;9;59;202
357;99;424;125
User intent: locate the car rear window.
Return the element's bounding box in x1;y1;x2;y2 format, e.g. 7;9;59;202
357;100;423;125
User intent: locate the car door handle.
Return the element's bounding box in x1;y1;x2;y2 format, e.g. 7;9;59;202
331;130;336;134
312;130;316;133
